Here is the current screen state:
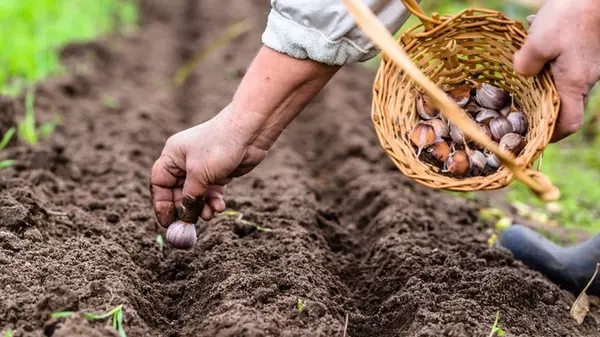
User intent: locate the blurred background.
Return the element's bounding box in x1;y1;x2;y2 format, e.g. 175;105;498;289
1;0;597;239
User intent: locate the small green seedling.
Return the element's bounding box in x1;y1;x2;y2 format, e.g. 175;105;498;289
488;311;505;337
51;304;126;337
255;225;272;233
3;328;13;337
17;86;61;145
217;209;272;233
0;127;16;170
0;127;15;151
102;96;120;109
156;234;164;252
296;298;305;312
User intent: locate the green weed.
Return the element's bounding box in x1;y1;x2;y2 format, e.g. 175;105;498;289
3;328;12;337
51;304;126;337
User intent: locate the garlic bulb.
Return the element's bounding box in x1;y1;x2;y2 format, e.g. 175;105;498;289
476;83;509;110
166;220;197;250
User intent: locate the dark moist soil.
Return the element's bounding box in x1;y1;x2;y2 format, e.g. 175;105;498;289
0;1;598;336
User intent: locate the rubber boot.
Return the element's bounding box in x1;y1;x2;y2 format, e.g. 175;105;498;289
499;224;600;296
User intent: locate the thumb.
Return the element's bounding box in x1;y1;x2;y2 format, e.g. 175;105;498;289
179;172;208;224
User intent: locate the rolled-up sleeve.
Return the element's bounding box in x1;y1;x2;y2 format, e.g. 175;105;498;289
262;0;417;65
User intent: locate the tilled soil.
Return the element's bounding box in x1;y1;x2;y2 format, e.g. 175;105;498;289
1;1;599;336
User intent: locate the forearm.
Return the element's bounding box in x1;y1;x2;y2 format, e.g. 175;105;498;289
218;46;340;151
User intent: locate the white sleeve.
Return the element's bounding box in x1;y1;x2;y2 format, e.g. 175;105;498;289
262;0;417;65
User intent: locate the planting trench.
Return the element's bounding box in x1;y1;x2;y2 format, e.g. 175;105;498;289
1;0;599;336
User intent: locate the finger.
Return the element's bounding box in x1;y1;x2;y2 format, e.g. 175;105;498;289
200;203;214;221
180;169;208;224
551;90;585;142
150;155;184;228
205;185;226;212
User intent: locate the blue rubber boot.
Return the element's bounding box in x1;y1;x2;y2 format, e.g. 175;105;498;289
499;224;600;296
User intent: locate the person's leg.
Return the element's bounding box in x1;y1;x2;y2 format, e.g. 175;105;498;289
499;225;600;295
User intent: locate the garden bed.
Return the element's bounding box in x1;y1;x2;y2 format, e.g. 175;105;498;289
0;0;598;336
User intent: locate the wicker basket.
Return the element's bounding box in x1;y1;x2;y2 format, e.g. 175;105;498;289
344;0;560;201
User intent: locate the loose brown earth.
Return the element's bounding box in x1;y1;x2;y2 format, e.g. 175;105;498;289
1;1;599;336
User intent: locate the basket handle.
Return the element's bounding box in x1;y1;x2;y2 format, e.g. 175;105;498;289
399;0;441;31
344;0;560;201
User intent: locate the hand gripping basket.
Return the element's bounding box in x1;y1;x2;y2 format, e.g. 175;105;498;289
344;0;561;201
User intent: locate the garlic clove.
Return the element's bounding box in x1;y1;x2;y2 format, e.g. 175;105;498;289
507;111;528;135
424;118;450;139
410;123;436;157
475;109;500;126
449;123;466;144
417;94;440;120
486;153;501;169
476;83;510;110
166;220;197;250
446;84;473;108
428;140;451;163
476;123;493;141
489;116;513;141
445;150;470;176
464;99;482;116
467;149;487;174
499;133;526;155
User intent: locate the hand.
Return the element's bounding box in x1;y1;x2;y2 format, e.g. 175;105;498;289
513;0;600;142
150;107;267;228
150;47;339;231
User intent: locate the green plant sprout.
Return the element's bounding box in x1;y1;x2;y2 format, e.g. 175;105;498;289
156;234;164;252
296;298;305;312
17;86;61;145
488;311;505;337
51;304;126;337
3;328;13;337
102;95;120;109
217;209;272;233
0;126;16;169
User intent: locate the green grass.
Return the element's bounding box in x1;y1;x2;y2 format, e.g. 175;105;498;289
506;96;600;233
0;0;138;94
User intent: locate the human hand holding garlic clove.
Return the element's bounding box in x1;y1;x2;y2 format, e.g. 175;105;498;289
514;0;600;142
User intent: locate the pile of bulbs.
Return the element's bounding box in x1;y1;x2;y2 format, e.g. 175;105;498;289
410;81;528;177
